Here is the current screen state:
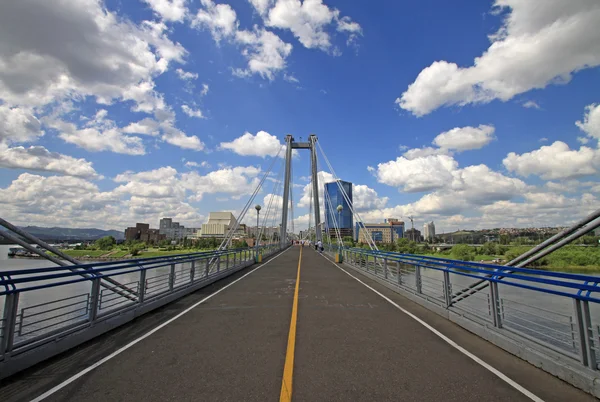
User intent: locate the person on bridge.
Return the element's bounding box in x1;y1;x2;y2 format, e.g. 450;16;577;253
317;240;323;253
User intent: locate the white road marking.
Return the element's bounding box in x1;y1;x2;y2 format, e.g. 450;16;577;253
30;248;292;402
319;254;544;402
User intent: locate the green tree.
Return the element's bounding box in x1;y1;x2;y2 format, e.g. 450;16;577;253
452;244;475;261
95;236;116;250
499;234;510;245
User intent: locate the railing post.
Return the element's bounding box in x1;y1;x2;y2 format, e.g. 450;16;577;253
373;256;377;274
190;261;196;283
169;264;175;291
1;292;20;356
574;299;590;366
384;258;388;279
89;278;101;323
217;254;221;272
139;269;147;303
397;261;402;286
226;253;229;270
415;265;422;294
205;258;210;277
233;252;237;267
574;299;598;369
582;300;597;370
489;280;502;328
443;270;452;308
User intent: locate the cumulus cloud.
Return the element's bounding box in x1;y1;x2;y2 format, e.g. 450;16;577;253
576;103;600;140
0;0;186;109
253;0;362;51
142;0;188;22
181;104;206;118
0;106;44;145
46;110;146;155
432;125;495;151
193;0;292;80
232;28;293;80
0;145;100;178
176;68;198;81
374;154;458;192
397;1;600;116
219;131;286;157
503;141;600;180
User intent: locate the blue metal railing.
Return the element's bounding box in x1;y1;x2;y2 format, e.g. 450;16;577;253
0;244;284;379
333;246;600;370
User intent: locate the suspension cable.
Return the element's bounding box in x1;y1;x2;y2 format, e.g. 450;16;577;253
218;144;284;250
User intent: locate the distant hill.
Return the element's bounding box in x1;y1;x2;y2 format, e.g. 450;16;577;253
0;226;124;242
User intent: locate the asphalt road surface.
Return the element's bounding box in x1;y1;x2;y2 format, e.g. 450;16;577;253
1;246;596;402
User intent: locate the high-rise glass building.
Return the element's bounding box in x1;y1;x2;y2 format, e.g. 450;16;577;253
324;180;353;238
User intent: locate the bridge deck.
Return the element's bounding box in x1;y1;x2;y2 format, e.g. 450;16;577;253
1;247;595;401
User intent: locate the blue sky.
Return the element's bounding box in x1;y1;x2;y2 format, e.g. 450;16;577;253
0;0;599;233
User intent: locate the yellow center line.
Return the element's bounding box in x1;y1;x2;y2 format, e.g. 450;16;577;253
280;246;302;402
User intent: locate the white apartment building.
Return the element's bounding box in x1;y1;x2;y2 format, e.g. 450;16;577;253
423;221;436;241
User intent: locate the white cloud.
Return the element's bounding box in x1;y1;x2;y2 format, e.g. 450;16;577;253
503;141;600;180
576;103;600;140
176;68;198;80
185;160;211;168
374;154;458;192
193;1;292;80
523;100;541;110
181;104;206;118
122;118;161;136
249;0;274;16
46;110;146;155
0;105;44;145
200;83;209;96
352;184;389;210
397;1;600;116
233;28;293;80
402;147;450;160
181;165;262;201
192;0;239;41
142;0;188;22
284;73;299;83
578;137;590;145
262;0;362;51
162;129;205;150
220;131;285;157
0;1;186;109
432;124;495;151
0;145;100;178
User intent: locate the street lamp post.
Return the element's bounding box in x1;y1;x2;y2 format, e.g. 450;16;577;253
336;205;343;260
255;205;261;259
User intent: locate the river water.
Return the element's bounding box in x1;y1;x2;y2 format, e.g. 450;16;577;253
2;244;600;359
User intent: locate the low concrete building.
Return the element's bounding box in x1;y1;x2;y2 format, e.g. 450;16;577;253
355;218;405;244
124;223;165;245
201;212;238;238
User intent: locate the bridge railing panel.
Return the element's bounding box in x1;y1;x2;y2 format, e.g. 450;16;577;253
0;244;285;374
341;247;600;371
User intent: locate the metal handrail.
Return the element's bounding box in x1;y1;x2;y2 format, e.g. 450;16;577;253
343;248;600;301
0;245;277;295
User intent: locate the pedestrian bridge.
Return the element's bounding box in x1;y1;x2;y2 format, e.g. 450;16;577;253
1;245;600;401
2;134;600;401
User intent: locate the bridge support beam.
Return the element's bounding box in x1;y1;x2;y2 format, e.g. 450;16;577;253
309;134;322;244
280;135;293;247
